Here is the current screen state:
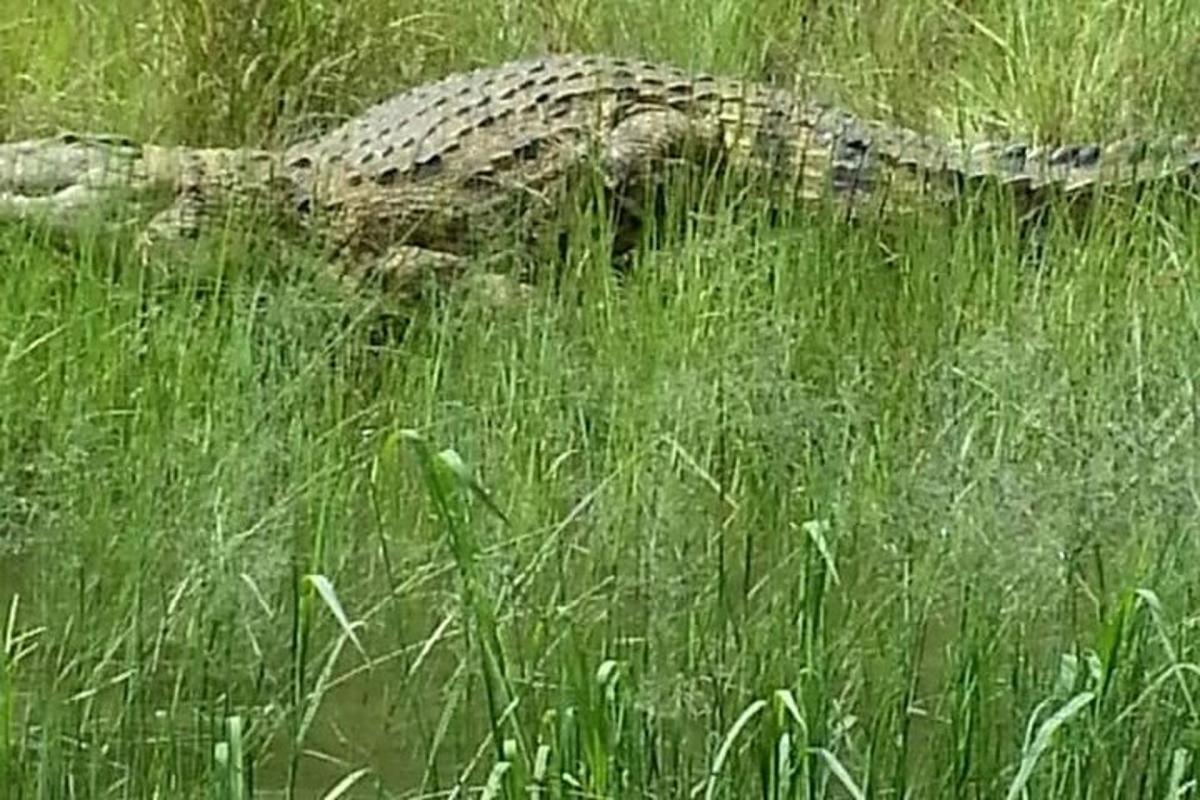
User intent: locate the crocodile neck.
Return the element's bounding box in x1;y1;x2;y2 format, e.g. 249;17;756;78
140;143;284;190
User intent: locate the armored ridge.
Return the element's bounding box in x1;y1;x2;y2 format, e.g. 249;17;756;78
2;53;1199;299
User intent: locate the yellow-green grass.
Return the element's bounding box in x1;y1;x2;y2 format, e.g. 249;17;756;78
2;1;1199;797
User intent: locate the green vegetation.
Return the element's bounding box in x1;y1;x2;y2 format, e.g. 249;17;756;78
2;0;1199;797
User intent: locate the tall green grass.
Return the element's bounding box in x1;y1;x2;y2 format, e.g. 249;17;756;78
2;1;1200;797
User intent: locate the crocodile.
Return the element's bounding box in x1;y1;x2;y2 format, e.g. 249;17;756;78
2;53;1199;301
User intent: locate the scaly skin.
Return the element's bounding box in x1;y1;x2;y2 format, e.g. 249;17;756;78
2;54;1199;299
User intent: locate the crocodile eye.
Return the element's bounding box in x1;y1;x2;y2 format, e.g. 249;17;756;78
1073;144;1101;167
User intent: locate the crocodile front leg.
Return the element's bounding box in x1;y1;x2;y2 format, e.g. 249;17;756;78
133;144;290;264
135;195;204;264
335;244;531;308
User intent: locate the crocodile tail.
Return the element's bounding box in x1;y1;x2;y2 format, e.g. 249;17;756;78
951;134;1200;195
864;120;1200;207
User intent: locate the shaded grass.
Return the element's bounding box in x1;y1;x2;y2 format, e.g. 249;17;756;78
3;1;1200;798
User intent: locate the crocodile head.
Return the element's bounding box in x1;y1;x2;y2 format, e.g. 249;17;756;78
0;133;170;231
0;133;290;240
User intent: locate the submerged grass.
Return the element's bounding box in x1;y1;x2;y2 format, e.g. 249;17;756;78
2;1;1200;797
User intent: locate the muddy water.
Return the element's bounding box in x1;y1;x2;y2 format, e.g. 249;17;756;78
0;543;476;797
